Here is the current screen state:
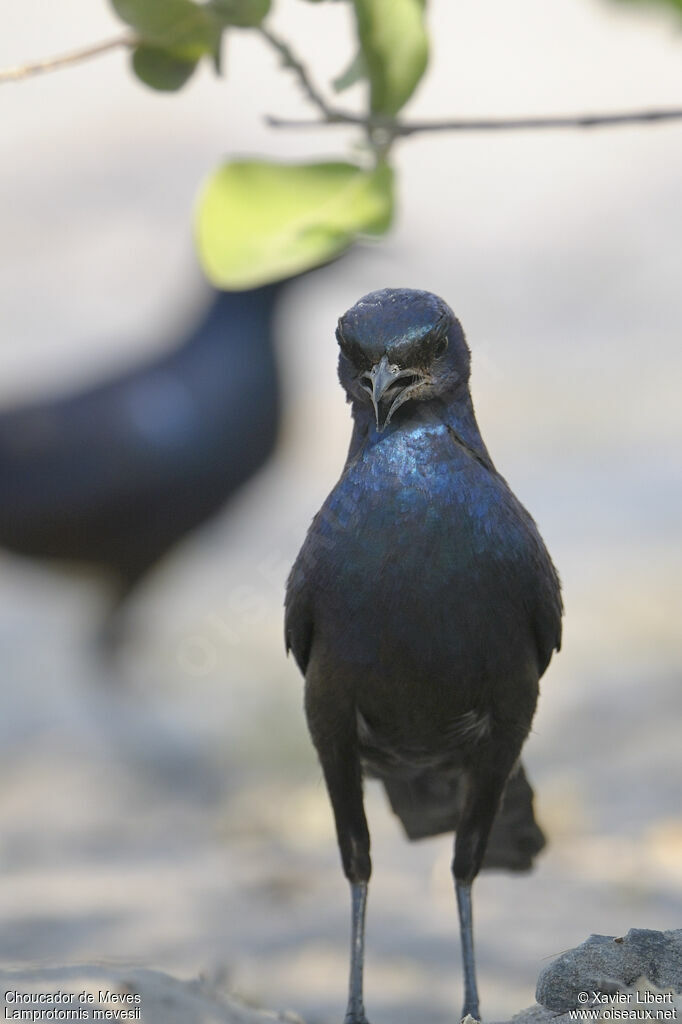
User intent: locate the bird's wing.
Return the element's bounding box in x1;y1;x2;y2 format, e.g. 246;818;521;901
527;547;563;676
502;482;564;676
284;556;315;674
533;595;563;676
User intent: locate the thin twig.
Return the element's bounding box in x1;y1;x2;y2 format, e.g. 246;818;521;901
4;28;682;140
0;34;135;84
257;25;337;120
267;106;682;135
392;108;682;134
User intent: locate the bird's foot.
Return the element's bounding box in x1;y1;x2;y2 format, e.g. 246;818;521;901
344;1003;370;1024
461;1013;482;1023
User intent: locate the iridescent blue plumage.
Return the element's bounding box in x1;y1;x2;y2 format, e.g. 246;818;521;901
0;285;282;651
286;288;562;1023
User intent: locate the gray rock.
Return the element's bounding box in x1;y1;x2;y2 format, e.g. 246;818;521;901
499;1006;560;1024
535;928;682;1012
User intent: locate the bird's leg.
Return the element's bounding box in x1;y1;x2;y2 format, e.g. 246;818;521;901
455;879;479;1021
96;570;143;663
330;768;372;1024
452;765;515;1022
345;879;369;1024
305;684;373;1024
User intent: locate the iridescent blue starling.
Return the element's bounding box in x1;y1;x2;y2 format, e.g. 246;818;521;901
285;288;562;1022
0;285;282;651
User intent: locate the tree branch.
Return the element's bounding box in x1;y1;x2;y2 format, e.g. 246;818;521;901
257;25;338;121
266;106;682;135
0;35;135;85
3;27;682;142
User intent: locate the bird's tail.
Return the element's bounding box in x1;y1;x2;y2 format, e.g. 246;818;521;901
381;761;546;872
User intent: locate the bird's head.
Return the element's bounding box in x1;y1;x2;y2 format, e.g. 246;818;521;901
336;288;470;431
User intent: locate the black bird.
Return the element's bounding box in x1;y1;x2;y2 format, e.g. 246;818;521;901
0;284;282;648
285;288;562;1021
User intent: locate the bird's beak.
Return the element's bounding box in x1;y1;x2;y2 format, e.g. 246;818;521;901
360;355;427;431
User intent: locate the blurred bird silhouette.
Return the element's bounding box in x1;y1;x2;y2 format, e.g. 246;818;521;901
286;288;562;1022
0;283;283;651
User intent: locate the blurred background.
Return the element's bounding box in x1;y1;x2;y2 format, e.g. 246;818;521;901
0;0;681;1021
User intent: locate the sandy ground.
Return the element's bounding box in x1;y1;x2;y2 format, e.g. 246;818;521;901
1;0;681;1022
0;964;305;1023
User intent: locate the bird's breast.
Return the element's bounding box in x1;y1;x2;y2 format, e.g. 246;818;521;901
318;423;503;567
304;421;546;682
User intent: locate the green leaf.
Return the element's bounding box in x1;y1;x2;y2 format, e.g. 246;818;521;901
111;0;219;59
131;44;198;90
196;159;394;288
610;0;682;11
208;0;271;27
332;48;368;92
352;0;428;116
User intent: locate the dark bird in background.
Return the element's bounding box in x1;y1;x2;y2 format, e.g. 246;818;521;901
0;283;283;650
285;288;562;1022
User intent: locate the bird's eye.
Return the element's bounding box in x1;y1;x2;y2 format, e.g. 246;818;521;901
434;334;448;358
337;329;371;371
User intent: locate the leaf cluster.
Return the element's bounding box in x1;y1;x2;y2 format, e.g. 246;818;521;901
109;0;429;287
113;0;270;89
